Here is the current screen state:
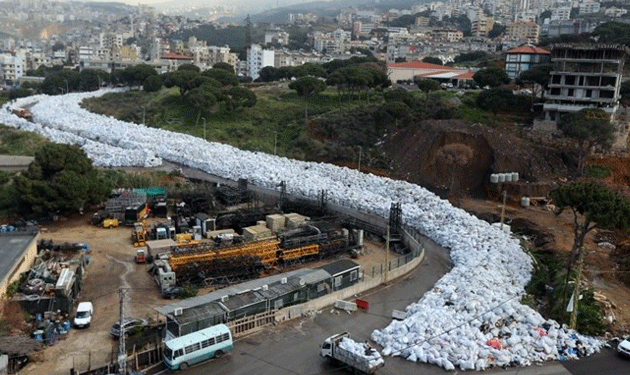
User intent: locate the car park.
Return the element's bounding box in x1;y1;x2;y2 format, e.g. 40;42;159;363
110;318;149;338
73;302;93;328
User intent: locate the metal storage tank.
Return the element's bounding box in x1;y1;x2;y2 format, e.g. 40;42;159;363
520;197;530;207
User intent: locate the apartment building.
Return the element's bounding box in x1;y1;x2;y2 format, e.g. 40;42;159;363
543;44;628;123
507;21;540;44
471;16;494;37
0;53;25;86
579;1;601;14
246;44;274;80
504;45;550;79
432;29;464;43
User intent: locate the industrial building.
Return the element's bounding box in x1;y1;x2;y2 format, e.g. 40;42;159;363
543;44;629;123
0;230;39;298
155;259;361;339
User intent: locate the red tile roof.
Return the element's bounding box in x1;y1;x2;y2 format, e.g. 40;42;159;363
388;60;453;69
162;53;194;60
454;70;475;79
506;45;550;55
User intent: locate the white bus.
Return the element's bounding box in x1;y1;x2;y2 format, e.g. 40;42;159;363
163;324;233;370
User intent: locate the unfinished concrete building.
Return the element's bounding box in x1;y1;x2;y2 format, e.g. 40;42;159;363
543;44;628;123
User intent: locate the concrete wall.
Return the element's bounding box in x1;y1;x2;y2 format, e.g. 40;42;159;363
0;231;40;298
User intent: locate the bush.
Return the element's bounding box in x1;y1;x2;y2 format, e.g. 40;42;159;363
587;164;611;178
177;283;198;299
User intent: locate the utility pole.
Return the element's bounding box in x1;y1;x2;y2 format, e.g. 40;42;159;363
357;146;362;173
384;226;390;283
274;131;277;155
202;117;206;140
118;288;126;375
569;248;584;330
500;190;507;231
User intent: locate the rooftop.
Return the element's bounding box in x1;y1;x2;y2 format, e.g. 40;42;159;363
388;61;454;70
506;45;550;55
0;231;39;286
318;259;360;277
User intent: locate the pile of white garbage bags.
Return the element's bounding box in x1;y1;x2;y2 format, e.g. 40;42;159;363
339;337;385;368
0;90;603;370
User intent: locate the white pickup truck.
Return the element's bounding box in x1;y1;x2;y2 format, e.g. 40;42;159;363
320;332;384;374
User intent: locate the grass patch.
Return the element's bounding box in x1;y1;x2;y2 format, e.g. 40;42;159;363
587;164;611;178
0;124;50;155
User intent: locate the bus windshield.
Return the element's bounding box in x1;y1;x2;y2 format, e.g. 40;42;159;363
164;346;173;360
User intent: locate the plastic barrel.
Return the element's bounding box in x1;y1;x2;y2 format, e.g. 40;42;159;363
505;173;513;182
512;172;519;182
33;330;43;341
520;197;530;207
490;174;499;183
498;173;506;183
63;321;71;331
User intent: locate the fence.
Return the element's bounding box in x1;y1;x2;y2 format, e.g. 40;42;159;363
226;310;278;337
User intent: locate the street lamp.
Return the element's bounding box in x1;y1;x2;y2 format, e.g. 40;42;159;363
64;79;69;94
202;117;206;140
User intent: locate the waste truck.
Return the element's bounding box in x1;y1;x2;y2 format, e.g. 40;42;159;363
320;332;385;374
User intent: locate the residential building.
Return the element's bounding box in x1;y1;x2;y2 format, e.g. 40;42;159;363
274;50;321;68
99;33;124;49
541;19;600;38
604;7;628;17
265;30;290;45
543;44;628;123
0;53;25;86
507;21;540;44
551;6;571;21
504;45;551;79
247;44;274;80
432;29;463;43
471;16;494;37
579;1;600;14
415;16;430;27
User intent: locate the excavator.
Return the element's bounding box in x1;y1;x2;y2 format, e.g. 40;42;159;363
131;221;148;247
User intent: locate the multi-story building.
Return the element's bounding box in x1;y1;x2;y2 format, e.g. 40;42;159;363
0;53;25;86
507;21;540;44
471;16;494;37
605;7;628;17
504;45;550;79
579;1;600;14
551;6;571;20
265;30;290;45
100;33;123;49
543;44;628;123
246;44;274;80
274;50;322;67
432;29;464;43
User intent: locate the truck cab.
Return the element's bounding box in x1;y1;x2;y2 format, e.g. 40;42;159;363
320;337;334;358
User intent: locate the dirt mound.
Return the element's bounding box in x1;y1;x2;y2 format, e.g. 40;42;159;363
384;120;573;195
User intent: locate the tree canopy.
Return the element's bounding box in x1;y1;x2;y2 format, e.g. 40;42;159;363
289;76;326;124
473;67;510;88
12;144;111;214
422;57;443;65
558;108;616;174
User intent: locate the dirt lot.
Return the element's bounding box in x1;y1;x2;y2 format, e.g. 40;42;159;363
18;215;390;375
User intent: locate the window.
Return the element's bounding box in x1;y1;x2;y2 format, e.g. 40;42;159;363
317;283;326;293
294;292;299;302
350;270;358;281
202;337;215;348
274;299;283;310
322;343;331;349
567;89;574;97
216;334;224;344
222;333;230;342
334;276;342;288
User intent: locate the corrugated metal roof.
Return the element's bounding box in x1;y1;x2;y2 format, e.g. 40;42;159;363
219;290;266;311
388;61;453;70
318;259;360;277
506;45;550;55
299;269;331;284
174;302;226;325
155;268;314;316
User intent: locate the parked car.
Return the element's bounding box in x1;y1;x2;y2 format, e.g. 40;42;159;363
161;286;182;299
110;318;149;338
617;337;630;357
73;302;93;328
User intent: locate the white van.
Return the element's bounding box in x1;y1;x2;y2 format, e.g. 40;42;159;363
73;302;93;328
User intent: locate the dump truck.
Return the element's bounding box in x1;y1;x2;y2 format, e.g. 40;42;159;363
320;332;384;374
12;108;32;121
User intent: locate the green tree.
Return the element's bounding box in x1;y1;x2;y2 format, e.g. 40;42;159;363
202;68;239;86
212;62;234;74
422;56;443;65
177;64;201;73
473;67;510;88
551;182;630;324
225;86;257;111
558;108;617;175
120;64;158;88
12;144;111;214
186;86;217;128
289;76;326;124
143;75;162;92
258;66;280;82
517;63;553;101
488;23;506;38
417;79;440;99
163;70;200;97
454;51;489;64
292;63;327;78
475;87;515;119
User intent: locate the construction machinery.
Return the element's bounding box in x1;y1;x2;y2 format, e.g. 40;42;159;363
12;108;33;121
103;218;119;229
131;222;148;247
